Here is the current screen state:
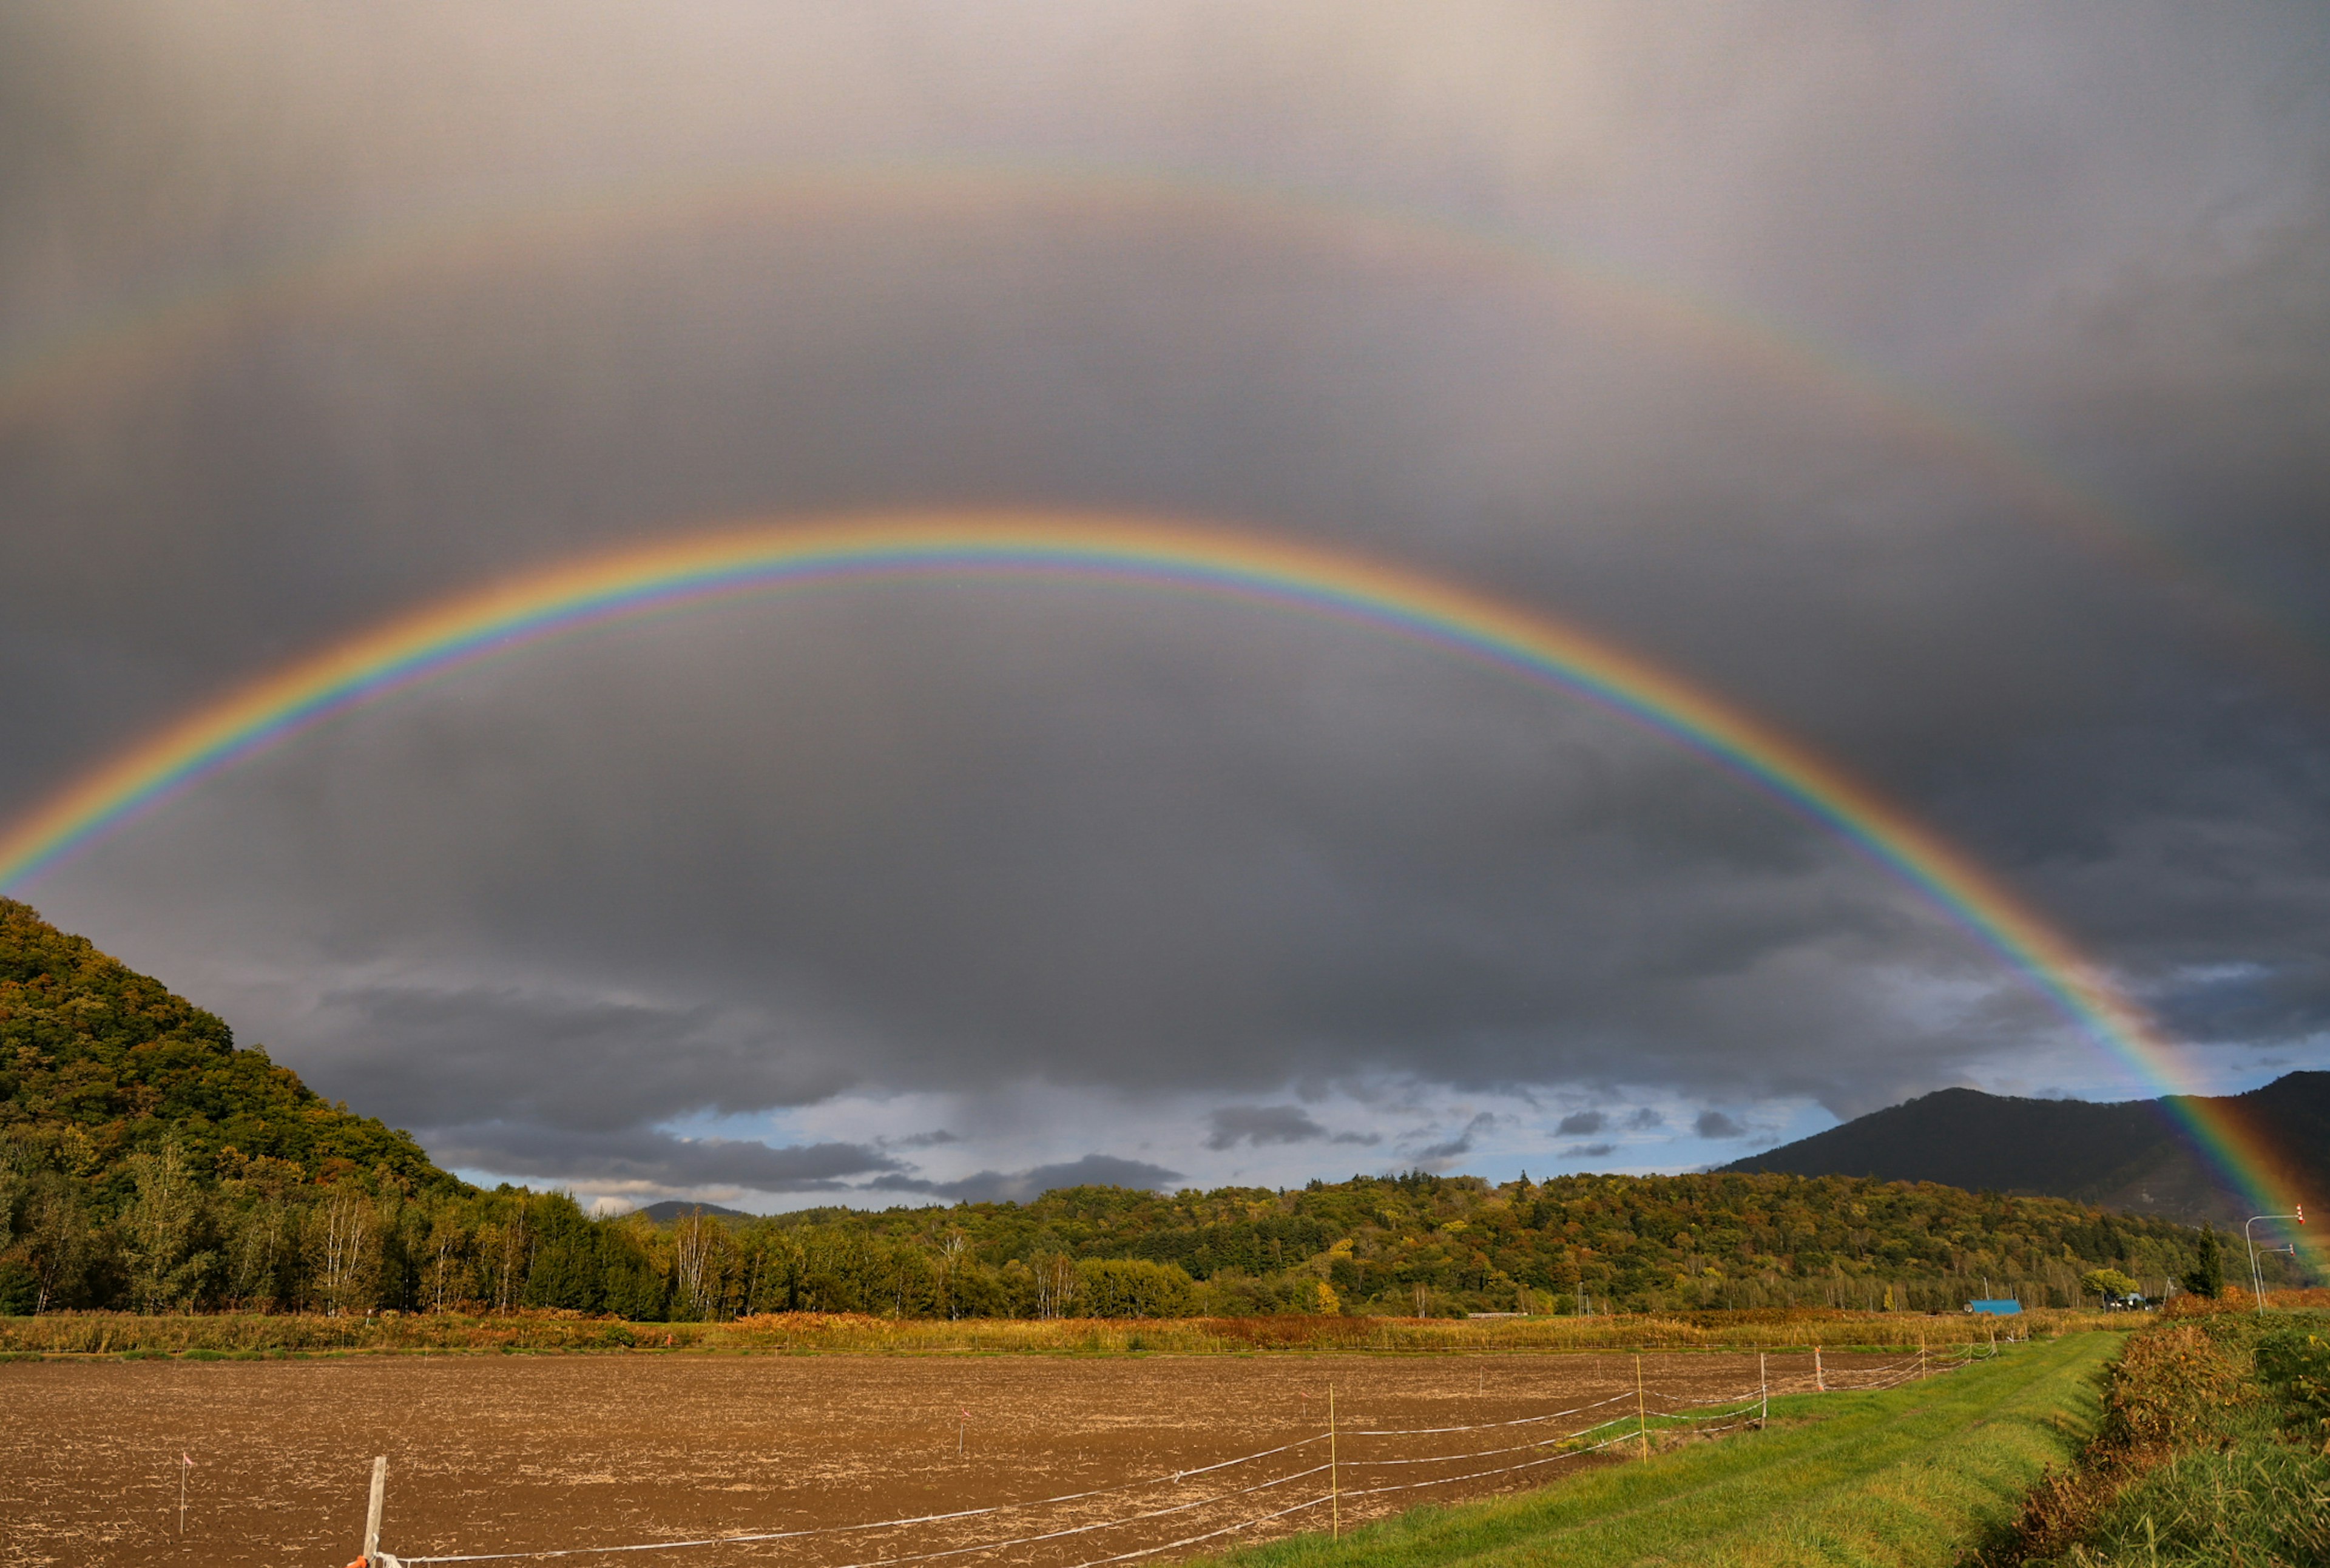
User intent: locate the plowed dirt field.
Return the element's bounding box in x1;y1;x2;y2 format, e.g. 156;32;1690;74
2;1348;1905;1567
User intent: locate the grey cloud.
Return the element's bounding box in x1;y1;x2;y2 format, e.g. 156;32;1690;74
300;982;847;1135
1413;1113;1498;1164
1205;1104;1377;1150
5;1;2330;1196
875;1154;1184;1205
1694;1111;1746;1140
428;1124;900;1190
1206;1105;1330;1150
1562;1143;1616;1159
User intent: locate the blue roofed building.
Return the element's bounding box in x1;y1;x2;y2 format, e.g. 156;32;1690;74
1965;1298;2022;1315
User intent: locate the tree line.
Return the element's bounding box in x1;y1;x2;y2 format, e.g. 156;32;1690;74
3;1139;2244;1318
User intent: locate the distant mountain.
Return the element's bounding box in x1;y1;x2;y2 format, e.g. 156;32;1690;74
637;1199;758;1223
1721;1072;2329;1228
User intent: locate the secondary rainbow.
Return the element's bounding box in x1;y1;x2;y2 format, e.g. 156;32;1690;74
0;510;2303;1230
4;158;2319;695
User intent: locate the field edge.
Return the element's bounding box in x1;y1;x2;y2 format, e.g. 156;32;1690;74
1190;1331;2119;1568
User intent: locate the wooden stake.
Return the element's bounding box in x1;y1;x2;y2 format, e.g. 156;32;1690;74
1328;1384;1339;1540
1814;1345;1825;1393
362;1455;387;1566
1634;1354;1648;1461
1758;1352;1768;1427
178;1455;187;1536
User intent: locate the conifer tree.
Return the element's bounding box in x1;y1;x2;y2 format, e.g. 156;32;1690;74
2181;1223;2224;1298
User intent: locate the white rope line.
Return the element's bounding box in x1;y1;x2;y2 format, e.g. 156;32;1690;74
1047;1493;1331;1568
397;1347;1987;1564
1347;1388;1767;1464
1344;1351;1936;1438
1347;1389;1634;1436
413;1475;1344;1568
1339;1426;1643;1500
397;1441;1333;1564
1344;1416;1641;1468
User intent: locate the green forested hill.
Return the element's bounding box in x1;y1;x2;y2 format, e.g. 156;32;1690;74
0;898;448;1191
0;897;470;1313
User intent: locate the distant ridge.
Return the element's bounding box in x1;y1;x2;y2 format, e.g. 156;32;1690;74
1720;1072;2330;1228
637;1198;757;1223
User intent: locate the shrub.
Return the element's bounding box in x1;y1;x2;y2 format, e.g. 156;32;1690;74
2098;1322;2247;1451
1074;1259;1197;1318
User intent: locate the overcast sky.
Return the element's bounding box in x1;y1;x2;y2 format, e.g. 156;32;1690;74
4;1;2328;1210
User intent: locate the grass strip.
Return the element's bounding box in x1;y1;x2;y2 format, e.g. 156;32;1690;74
1201;1332;2118;1568
1985;1308;2330;1566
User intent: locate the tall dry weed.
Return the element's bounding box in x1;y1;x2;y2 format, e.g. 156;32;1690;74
2098;1322;2249;1452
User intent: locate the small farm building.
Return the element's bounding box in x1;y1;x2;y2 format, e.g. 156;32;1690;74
1965;1298;2022;1315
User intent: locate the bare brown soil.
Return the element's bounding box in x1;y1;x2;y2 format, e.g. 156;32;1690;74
0;1349;1905;1568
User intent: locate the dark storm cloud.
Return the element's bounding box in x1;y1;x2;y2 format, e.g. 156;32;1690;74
5;1;2330;1195
300;981;862;1135
877;1155;1184;1205
1694;1111;1746;1140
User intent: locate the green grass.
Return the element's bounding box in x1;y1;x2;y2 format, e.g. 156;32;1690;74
1201;1333;2119;1568
2047;1427;2330;1567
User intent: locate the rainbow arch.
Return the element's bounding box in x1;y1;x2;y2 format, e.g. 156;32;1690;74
0;509;2303;1229
3;157;2320;695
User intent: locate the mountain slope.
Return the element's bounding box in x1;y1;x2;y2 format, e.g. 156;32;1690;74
1720;1073;2329;1229
0;897;454;1194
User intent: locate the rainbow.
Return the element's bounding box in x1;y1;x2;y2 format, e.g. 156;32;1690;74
4;158;2321;697
0;512;2307;1234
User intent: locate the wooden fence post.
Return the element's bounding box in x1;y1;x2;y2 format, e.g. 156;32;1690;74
1328;1384;1339;1540
1634;1354;1648;1460
362;1455;387;1566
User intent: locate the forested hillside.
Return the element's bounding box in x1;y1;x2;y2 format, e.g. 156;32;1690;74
1721;1076;2330;1229
1;899;2235;1320
0;897;459;1312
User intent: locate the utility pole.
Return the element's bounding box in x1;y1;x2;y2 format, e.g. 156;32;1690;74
2245;1207;2307;1314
